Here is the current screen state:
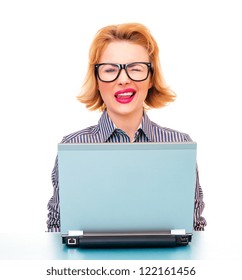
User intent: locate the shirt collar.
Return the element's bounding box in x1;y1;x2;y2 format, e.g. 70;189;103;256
97;109;154;142
97;110;116;142
139;111;154;142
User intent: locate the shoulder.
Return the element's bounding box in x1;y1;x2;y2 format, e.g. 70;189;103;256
150;121;193;142
61;125;100;143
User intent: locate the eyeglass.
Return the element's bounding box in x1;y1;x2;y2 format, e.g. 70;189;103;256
95;62;152;82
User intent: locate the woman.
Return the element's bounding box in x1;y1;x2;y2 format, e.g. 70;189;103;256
47;23;206;232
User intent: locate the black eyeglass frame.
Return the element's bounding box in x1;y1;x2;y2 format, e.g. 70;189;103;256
95;62;152;82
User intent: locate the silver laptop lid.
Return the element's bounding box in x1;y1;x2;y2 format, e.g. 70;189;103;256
58;142;197;234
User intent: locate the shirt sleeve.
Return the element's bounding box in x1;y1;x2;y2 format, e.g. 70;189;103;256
182;133;206;231
193;165;207;230
46;156;61;232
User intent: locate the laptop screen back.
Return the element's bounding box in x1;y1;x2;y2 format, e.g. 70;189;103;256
58;142;197;234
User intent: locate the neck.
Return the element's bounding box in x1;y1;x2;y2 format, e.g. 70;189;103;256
107;109;143;141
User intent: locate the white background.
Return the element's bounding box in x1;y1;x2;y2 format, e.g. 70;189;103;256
0;0;241;235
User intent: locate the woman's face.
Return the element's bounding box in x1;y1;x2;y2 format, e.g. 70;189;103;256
97;41;152;119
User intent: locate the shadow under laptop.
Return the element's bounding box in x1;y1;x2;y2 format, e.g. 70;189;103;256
61;245;194;260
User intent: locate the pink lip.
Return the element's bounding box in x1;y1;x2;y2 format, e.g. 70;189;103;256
114;88;136;104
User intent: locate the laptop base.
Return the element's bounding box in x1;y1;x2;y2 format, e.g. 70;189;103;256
62;231;192;248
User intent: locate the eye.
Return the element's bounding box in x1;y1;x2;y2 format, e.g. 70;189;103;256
101;65;119;73
128;63;145;72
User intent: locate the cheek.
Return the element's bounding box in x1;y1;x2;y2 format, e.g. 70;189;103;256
98;81;111;95
98;83;113;103
138;80;152;94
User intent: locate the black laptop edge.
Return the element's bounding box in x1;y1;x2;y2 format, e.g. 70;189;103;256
62;230;192;248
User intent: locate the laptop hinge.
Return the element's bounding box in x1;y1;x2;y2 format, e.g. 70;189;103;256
171;229;186;235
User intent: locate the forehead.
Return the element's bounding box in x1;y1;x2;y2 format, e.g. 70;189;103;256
99;41;149;63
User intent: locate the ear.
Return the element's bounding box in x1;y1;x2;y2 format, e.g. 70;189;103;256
148;80;153;90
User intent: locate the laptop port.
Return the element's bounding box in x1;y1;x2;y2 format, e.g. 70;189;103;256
176;236;189;245
67;237;78;246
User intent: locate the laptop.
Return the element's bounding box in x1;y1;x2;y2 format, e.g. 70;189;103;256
58;142;197;248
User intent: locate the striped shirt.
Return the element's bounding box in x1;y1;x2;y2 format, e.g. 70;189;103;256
47;110;206;232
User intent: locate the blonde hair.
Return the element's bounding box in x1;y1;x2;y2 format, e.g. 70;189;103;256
77;23;176;111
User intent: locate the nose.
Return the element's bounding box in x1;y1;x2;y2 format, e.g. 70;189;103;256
117;69;131;84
